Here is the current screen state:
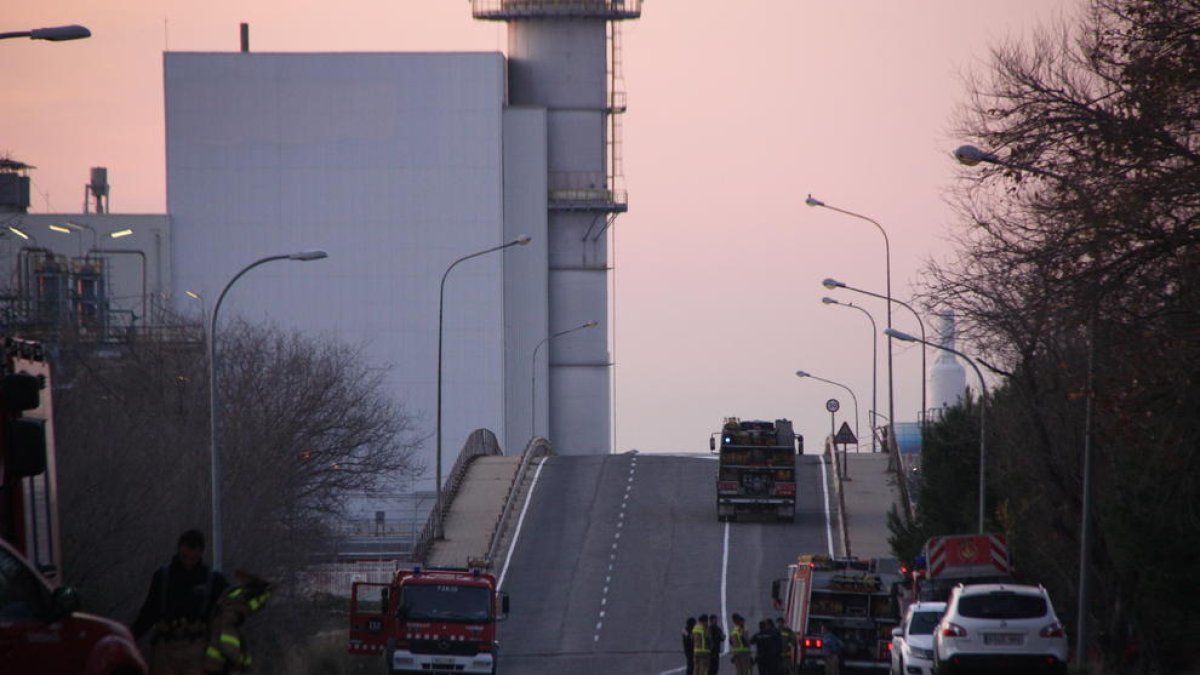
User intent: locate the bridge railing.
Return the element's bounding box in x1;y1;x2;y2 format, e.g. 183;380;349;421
411;429;503;564
484;436;553;568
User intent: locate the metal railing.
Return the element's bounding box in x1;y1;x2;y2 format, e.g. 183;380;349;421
410;429;503;564
484;436;553;567
472;0;642;20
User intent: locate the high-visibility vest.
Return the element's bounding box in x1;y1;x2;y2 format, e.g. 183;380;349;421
692;623;710;655
731;625;751;653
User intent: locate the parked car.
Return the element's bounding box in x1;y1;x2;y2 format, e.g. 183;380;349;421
0;539;148;675
933;583;1068;674
892;601;946;675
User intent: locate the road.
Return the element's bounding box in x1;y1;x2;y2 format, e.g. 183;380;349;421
496;452;838;674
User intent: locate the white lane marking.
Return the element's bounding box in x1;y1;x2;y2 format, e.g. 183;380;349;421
498;457;547;590
597;455;638;644
720;520;730;656
820;455;834;557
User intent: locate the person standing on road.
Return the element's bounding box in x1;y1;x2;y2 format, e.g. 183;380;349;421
692;614;711;675
729;614;753;675
132;529;229;675
750;619;778;675
777;617;796;675
683;617;697;675
707;611;725;674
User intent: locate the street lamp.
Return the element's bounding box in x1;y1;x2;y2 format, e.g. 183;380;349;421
886;327;988;534
435;235;531;539
0;25;91;42
208;250;328;572
531;320;598;439
954;142;1096;661
824;277;928;426
822;297;878;452
806;195;895;452
796;370;860;478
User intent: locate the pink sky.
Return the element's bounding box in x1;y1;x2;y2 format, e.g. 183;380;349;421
4;1;1078;452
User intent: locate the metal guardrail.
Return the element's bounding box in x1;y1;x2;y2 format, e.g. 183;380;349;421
826;435;852;557
411;429;503;564
484;436;553;567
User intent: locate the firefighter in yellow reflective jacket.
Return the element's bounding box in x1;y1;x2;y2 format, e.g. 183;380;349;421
203;571;272;674
691;614;711;675
729;614;752;675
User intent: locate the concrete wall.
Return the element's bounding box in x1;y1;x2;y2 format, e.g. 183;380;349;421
165;51;542;482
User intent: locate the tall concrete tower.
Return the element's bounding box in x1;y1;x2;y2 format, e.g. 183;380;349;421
931;312;969;413
473;0;641;454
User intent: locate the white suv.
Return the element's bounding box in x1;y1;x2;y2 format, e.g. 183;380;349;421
892;601;945;675
933;583;1068;674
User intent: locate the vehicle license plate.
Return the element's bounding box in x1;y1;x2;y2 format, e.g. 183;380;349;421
983;633;1024;646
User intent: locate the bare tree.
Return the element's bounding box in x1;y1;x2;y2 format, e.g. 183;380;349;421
52;317;423;626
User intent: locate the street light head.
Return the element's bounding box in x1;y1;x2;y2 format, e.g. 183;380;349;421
953;144;998;167
821;296;839;305
8;226;30;240
514;235;532;246
110;228;134;238
48;224;72;234
822;277;846;289
584;320;599;328
795;370;811;378
185;290;202;301
805;194;825;208
884;328;918;342
30;25;91;41
288;250;328;261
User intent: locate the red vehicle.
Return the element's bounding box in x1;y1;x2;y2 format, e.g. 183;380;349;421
0;337;148;675
349;565;509;674
772;555;903;671
711;418;799;522
911;533;1012;602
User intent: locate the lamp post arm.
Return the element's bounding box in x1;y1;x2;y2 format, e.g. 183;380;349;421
806;374;860;449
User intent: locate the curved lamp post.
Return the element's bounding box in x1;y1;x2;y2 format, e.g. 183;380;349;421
531;320;598;439
824;277;928;426
886;327;988;534
209;250;328;572
806;195;894;451
0;24;91;42
954;142;1096;661
822;297;878;452
436;235;531;539
796;370;860;478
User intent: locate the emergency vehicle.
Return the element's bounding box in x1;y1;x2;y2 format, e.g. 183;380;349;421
711;417;799;521
349;565;509;674
0;337;148;674
772;555;903;671
911;533;1012;602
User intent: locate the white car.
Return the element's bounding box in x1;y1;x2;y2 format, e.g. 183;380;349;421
933;583;1068;674
892;601;945;675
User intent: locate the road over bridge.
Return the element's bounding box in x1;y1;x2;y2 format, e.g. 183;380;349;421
495;452;841;674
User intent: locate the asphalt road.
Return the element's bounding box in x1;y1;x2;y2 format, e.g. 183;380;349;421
496;452;838;674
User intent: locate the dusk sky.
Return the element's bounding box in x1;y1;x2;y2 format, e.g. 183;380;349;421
4;1;1079;453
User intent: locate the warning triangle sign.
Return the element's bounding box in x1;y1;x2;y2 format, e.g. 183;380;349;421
834;421;858;445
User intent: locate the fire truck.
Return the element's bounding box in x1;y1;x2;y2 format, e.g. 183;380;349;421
711;417;799;522
911;533;1012;602
772;555;903;671
0;337;148;674
349;565;510;674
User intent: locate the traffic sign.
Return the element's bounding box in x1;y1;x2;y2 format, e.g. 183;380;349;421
834;421;858;445
825;398;840;413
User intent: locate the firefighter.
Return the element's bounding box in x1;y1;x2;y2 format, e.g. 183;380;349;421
777;617;796;675
729;614;753;675
692;614;711;675
707;612;725;674
203;571;273;674
133;529;229;675
683;617;697;675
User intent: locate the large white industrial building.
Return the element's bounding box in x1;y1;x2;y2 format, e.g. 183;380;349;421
165;1;641;477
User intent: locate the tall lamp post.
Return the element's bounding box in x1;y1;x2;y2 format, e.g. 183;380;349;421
436;235;531;539
821;297;878;452
805;196;894;451
531;320;598;439
0;24;91;42
954;142;1097;662
886;328;988;534
208;250;328;572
